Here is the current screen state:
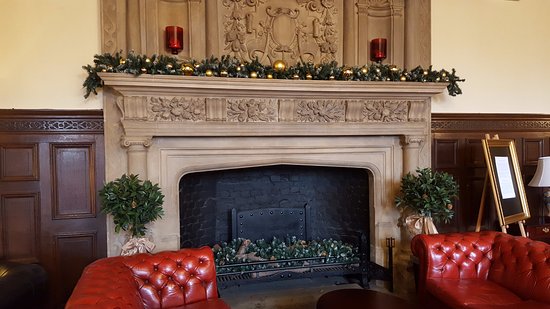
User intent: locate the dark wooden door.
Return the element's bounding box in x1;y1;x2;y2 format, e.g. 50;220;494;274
0;110;106;308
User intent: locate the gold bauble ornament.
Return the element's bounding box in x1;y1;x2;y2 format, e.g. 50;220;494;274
250;71;258;78
236;66;241;72
343;68;353;79
101;69;107;72
267;74;273;79
141;68;147;73
205;69;213;77
273;60;287;72
145;58;151;63
166;64;173;69
306;73;313;80
361;67;368;74
329;75;335;80
181;64;194;76
292;73;300;80
220;70;228;77
400;76;406;81
423;70;428;75
119;59;126;65
390;65;398;72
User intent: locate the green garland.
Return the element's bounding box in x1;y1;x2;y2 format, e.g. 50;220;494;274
212;236;359;274
82;51;465;98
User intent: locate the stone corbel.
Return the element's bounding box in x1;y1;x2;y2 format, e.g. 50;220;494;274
120;136;153;178
401;135;425;174
116;96;149;121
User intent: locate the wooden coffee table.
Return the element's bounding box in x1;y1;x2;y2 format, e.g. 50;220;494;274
317;288;417;309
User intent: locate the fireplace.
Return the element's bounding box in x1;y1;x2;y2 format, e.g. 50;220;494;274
100;73;447;295
179;165;369;247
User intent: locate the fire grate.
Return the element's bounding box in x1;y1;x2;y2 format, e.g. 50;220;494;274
216;206;394;291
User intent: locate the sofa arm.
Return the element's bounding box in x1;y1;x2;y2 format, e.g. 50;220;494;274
411;231;498;295
65;257;144;309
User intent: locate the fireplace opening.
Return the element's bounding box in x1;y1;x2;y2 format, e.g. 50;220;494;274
179;165;391;289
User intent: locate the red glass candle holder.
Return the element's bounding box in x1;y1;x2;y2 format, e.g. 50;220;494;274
166;26;183;54
370;38;387;63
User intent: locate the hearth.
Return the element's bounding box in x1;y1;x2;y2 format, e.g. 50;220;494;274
178;165;392;289
100;73;447;296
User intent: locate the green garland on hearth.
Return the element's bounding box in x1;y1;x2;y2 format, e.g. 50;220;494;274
82;51;465;99
212;236;359;274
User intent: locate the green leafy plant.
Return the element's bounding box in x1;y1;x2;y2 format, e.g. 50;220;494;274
99;174;165;237
395;167;459;223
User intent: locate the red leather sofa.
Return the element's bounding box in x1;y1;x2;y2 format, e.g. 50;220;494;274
66;246;230;309
411;231;550;309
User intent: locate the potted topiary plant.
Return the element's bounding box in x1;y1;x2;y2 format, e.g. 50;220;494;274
395;167;458;235
99;174;165;255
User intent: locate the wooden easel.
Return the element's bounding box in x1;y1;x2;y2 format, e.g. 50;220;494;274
476;134;527;237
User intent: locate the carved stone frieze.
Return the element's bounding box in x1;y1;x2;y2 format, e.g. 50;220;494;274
361;100;408;122
296;100;345;122
148;97;206;121
226;98;278;122
222;0;338;64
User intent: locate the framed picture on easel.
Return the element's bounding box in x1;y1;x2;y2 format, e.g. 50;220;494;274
480;135;530;235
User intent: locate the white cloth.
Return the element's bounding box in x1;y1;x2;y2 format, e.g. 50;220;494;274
121;237;156;256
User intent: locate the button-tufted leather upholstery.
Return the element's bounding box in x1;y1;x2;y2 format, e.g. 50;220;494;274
411;231;550;309
66;246;230;309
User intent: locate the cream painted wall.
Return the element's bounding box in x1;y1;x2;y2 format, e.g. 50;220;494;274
432;0;550;114
0;0;102;109
0;0;548;113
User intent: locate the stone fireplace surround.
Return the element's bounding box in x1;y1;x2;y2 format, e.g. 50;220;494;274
100;73;447;294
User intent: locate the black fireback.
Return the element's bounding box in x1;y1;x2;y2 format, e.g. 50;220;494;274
179;165;369;248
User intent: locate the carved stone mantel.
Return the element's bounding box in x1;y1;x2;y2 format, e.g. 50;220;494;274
101;73;446;297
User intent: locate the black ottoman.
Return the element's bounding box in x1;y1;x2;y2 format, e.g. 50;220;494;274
317;288;417;309
0;261;48;309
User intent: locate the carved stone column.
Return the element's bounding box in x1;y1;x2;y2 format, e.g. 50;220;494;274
121;136;152;178
401;135;425;174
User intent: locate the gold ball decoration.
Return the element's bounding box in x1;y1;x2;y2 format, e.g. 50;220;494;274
329;75;335;80
390;65;398;72
220;70;228;77
166;64;173;69
400;76;406;81
273;59;287;72
101;69;107;72
145;58;151;63
292;73;300;80
119;59;126;65
205;69;213;77
181;64;194;76
343;68;353;79
423;70;429;75
250;71;258;78
306;73;313;80
236;66;241;72
361;67;368;74
267;73;273;79
140;68;147;73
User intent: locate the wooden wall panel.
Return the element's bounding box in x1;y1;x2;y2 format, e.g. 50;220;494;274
54;233;97;302
0;110;105;309
0;194;39;263
52;144;95;219
0;144;38;181
432;114;550;234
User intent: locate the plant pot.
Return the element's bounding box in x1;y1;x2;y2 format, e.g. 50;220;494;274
121;237;155;256
405;215;438;236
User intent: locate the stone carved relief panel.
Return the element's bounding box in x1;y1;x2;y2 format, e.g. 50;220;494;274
221;0;342;65
148;97;206;121
296;100;346;122
226;98;278;122
361;100;408;122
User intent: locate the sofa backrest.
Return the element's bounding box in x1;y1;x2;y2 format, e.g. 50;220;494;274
489;233;550;304
122;246;219;309
412;231;497;281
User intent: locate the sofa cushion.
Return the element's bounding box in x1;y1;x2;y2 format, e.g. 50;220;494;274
488;234;550;304
466;300;550;309
426;278;522;308
171;299;231;309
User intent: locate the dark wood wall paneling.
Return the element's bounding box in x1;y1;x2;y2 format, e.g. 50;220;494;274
0;110;106;308
432;113;550;234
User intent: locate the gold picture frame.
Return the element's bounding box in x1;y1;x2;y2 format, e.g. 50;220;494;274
481;138;530;230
